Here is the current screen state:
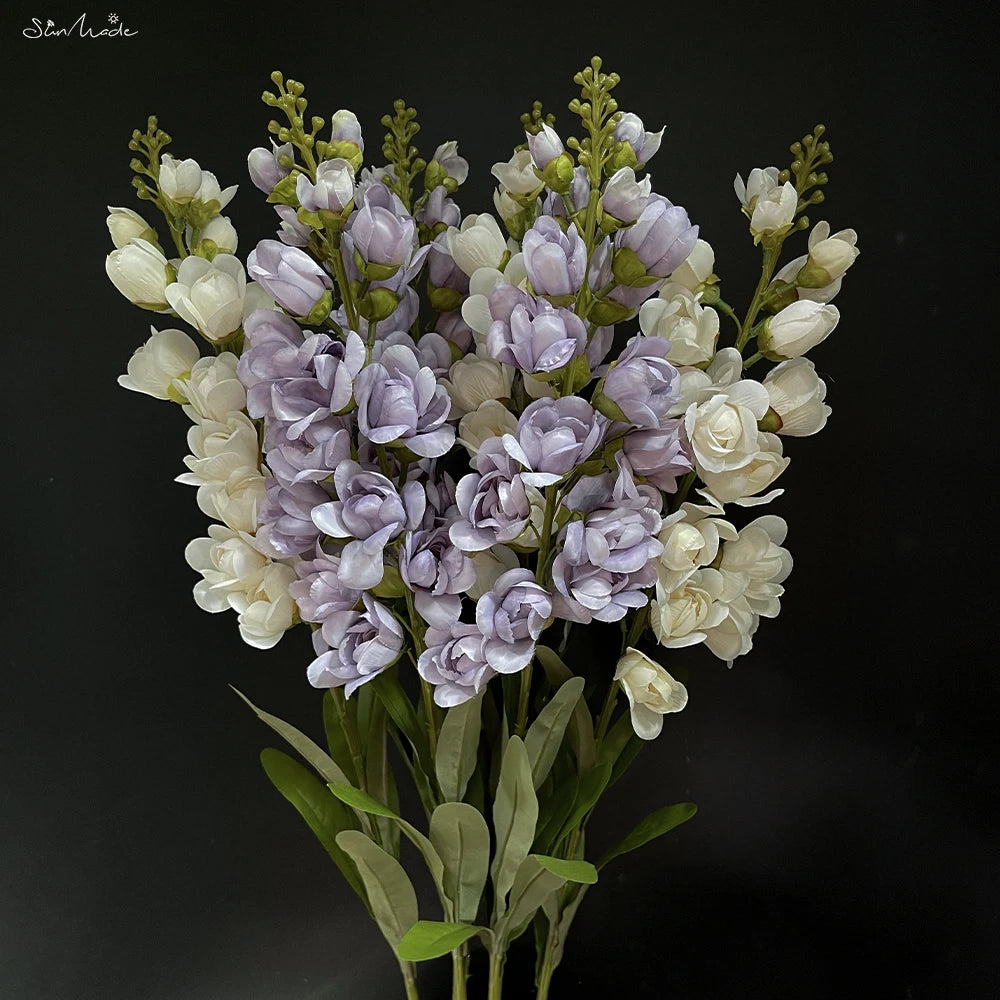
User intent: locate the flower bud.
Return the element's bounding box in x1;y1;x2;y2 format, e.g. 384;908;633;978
602;168;652;224
762;357;831;436
105;239;173;310
758;300;839;360
166;254;247;341
795;221;859;287
106;206;157;249
614;647;688;739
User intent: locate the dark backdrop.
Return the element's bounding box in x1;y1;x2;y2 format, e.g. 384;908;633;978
2;2;996;998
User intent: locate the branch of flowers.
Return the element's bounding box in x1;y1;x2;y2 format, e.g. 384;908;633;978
715;298;744;339
327;232;359;330
742;351;764;369
736;244;780;351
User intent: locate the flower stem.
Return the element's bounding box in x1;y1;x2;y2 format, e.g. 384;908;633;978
451;948;469;1000
328;232;359;330
487;950;505;1000
535;917;560;1000
331;688;367;794
400;960;420;1000
737;245;779;351
515;659;533;739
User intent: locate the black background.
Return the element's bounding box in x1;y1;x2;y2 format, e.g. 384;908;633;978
2;2;996;998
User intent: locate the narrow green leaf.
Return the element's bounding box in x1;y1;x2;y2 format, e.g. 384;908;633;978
555;761;612;845
259;749;367;907
490;736;539;919
596;803;698;870
335;830;418;951
534;647;595;771
524;677;585;790
497;855;564;946
396;920;486;962
429;802;490;923
322;689;359;785
540;883;589;973
330;783;397;818
435;694;482;803
533;753;579;854
369;669;429;766
531;854;598;884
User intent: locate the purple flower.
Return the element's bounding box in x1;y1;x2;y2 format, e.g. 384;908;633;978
307;595;403;696
418;621;495;707
247;240;332;317
349;184;419;275
509;397;605;484
450;437;533;552
330;109;364;152
273;205;310;247
247;141;293;194
399;526;476;628
434;310;474;353
373;331;453;380
617;196;698;280
602;168;652;224
264;420;352;487
541;166;590;218
311;460;426;589
522;216;587;297
475;568;551;673
485;284;587;374
527;123;564;169
613;113;664;167
257;477;331;557
418;187;462;231
354;344;455;458
289;543;361;624
296;158;355;214
427;234;470;296
595;335;680;428
621;420;694;493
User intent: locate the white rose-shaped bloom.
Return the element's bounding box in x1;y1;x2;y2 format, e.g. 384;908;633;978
106;239;172;309
184;524;270;613
669;238;715;292
193;169;238;211
165;254;247;341
798;221;859;286
465;544;521;600
177;412;260;484
702;598;757;664
699;432;789;506
718;515;792;619
442;356;515;416
759;300;840;360
734;167;797;235
685;380;770;474
177;352;247;424
652;568;729;648
158;155;203;203
763;358;831;436
195;458;266;533
491;149;544;196
657;508;738;591
447;214;509;277
106;206;157;249
640;286;720;366
190;215;238;255
773;254;842;304
460;254;528;345
615;647;689;740
231;562;297;650
458;400;520;457
118;327;200;400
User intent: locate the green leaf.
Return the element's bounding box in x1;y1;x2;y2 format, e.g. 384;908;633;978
429;803;490;923
524;677;585;791
555;761;612;845
532;854;598;884
540;883;589;974
497;855;564;946
335;830;418;951
435;694;482;803
259;749;367;907
534;647;595;771
396;920;486;962
369;668;430;766
322;689;359;786
490;736;538;919
533;753;579;854
365;697;397;855
596;803;698;870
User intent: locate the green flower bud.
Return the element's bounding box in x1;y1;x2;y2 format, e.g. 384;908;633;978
353;248;401;283
266;173;300;207
302;290;333;325
539;152;576;194
359;286;400;322
611;246;659;287
427;283;463;312
588;299;633;326
757;407;783;433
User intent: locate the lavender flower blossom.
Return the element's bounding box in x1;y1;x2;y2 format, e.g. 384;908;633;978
273;205;310;247
353;344;455;458
418;622;495;707
617;196;699;281
289;544;361;625
349;184;420;278
373;331;453;380
257;477;331;557
248;141;293;194
435;310;474;353
311;461;426;589
247;240;332;317
602;168;652;224
264;420;352;487
527;123;565;169
621;420;694;492
418;188;463;232
594;335;680;428
399;525;477;628
613;113;665;166
330;110;364;152
306;595;403;696
485;284;587;373
296;158;355;215
522;216;587;297
541;166;590;218
475;568;551;673
508;396;605;484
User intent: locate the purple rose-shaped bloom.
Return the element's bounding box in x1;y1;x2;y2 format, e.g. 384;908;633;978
475;568;551;673
522;216;587;297
289;543;361;624
621;420;694;492
247;240;333;316
450;437;533;552
613;113;664;166
354;344;455;458
258;477;331;557
265;421;352;487
307;595;403;696
418;622;495;707
508;396;605;484
350;184;418;270
602;168;652;224
596;335;681;428
618;196;699;279
427;234;470;295
374;331;453;380
311;460;427;589
485;284;587;374
527;123;565;169
399;525;477;628
435;310;474;353
418;187;462;230
274;205;311;247
296;158;355;214
248;140;293;194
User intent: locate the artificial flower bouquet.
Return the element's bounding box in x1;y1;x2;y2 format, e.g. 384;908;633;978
106;57;857;999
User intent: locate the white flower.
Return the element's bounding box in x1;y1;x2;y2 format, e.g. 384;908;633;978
734;167;797;236
684;380;770;474
699;431;788;506
118;327;200;400
701;599;756;664
106;206;156;249
230;562;297;650
193;169;237;211
773;254;841;304
614;647;688;740
669;238;715;293
465;544;520;600
460;254;528;346
651;567;729;648
177;412;260;484
177;352;247;423
759;299;839;360
158;154;203;203
457;400;519;457
491;149;544;197
657;506;738;591
447;214;509;277
763;358;831;436
194;457;265;533
442;356;515;416
797;221;859;287
184;524;270;613
165;254;247;341
189;215;238;255
105;238;172;309
640;285;720;366
718;516;791;619
493;188;527;228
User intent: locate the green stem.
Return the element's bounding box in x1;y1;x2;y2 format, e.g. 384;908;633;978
367;318;379;355
487;950;505;1000
404;589;439;766
593;679;619;748
331;688;368;794
737;245;779;351
743;351;764;369
715;297;744;339
535;916;560;1000
451;948;469;1000
400;960;420;1000
168;222;187;258
329;233;359;330
515;659;533;740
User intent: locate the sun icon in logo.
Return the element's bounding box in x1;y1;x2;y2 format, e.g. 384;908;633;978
108;12;119;23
